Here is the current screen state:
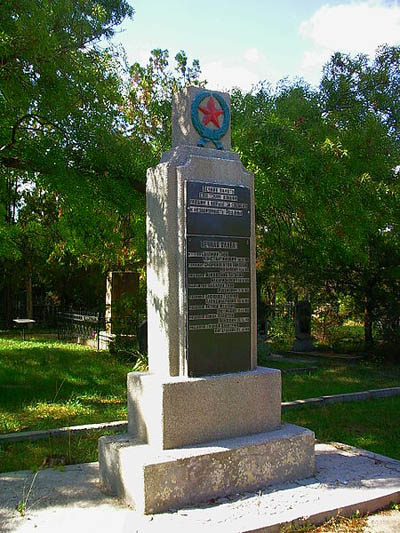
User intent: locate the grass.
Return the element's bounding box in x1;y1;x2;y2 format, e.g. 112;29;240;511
1;334;400;475
0;336;131;434
260;359;317;371
0;430;120;473
279;361;400;402
283;396;400;460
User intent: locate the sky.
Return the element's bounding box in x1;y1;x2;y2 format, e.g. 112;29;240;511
112;0;400;91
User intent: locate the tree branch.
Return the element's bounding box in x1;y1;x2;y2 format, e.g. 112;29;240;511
0;114;65;153
0;155;146;194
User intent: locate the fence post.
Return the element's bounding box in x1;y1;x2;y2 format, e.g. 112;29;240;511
97;314;100;351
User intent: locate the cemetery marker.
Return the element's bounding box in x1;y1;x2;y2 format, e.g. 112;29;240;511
98;86;315;514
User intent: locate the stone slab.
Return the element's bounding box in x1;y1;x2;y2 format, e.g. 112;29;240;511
172;87;231;151
127;367;281;449
2;443;400;532
98;423;315;514
146;146;257;377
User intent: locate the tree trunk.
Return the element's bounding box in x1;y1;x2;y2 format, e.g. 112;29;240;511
364;294;374;346
25;262;33;321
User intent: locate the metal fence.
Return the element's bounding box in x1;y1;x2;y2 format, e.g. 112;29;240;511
56;310;106;350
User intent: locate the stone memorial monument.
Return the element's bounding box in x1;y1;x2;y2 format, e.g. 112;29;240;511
292;300;314;352
98;87;315;514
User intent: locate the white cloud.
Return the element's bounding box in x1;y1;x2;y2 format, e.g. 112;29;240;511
243;47;261;64
299;1;400;84
202;48;279;92
201;60;259;92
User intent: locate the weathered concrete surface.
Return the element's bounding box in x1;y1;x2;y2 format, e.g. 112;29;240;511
171;86;231;150
127;367;281;449
2;443;400;532
98;423;315;514
365;509;400;532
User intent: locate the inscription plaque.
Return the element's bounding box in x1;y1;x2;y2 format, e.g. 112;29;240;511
185;181;251;376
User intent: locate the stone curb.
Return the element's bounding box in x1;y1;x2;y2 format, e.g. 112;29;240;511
2;386;400;444
0;420;128;444
281;366;318;374
282;386;400;411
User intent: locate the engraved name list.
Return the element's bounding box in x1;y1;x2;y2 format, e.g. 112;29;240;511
185;181;252;376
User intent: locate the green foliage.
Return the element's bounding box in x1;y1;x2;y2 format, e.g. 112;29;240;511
126;48;205;158
1;2;399;350
0;0;148;274
232;46;400;347
1;0;135;193
328;324;365;353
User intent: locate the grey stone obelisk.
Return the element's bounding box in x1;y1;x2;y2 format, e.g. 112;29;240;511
98;87;315;514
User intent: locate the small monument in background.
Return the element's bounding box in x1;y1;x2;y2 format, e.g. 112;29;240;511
105;271;139;334
98;87;315;514
292;300;314;352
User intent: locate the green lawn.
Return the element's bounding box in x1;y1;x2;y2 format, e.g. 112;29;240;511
0;336;131;434
0;430;120;473
279;362;400;402
1;335;400;474
283;396;400;460
258;359;318;371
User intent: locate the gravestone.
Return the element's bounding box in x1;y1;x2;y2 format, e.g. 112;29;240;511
105;271;139;334
98;87;315;514
292;300;314;352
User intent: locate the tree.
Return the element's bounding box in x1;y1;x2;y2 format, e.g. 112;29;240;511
232;46;400;346
320;46;400;344
0;0;141;320
0;0;149;242
0;20;204;319
125;48;204;159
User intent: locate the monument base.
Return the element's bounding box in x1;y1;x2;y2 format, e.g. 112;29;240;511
98;423;315;514
292;338;314;352
127;367;281;449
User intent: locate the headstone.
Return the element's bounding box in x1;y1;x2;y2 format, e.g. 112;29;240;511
292;300;314;352
105;271;139;334
98;87;315;514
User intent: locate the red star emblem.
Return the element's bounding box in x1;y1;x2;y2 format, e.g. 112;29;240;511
198;97;223;128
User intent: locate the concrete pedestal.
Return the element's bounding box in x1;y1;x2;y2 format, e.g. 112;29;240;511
99;423;315;514
127;367;281;449
99;367;315;513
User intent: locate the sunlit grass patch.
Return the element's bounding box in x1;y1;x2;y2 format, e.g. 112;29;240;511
283;396;400;460
280;361;400;401
79;395;125;405
0;398;128;434
25;400;91;420
0;336;131;433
